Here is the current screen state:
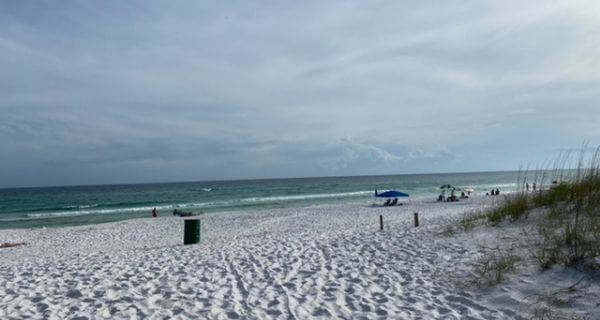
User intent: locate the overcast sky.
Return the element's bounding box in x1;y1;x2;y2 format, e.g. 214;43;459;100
1;1;599;188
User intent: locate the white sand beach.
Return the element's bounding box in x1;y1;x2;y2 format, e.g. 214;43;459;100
1;197;599;319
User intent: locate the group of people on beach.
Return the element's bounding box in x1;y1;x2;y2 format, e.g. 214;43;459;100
525;182;537;191
486;188;500;196
151;207;198;217
383;198;400;206
437;188;469;202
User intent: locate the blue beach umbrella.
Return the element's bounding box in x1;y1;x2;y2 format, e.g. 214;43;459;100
374;189;410;198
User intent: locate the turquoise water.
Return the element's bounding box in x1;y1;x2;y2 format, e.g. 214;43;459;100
0;171;536;229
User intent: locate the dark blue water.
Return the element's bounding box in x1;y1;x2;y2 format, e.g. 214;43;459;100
0;171;533;229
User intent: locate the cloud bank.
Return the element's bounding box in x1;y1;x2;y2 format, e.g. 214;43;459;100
1;1;599;187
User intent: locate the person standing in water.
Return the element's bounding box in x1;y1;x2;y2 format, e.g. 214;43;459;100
152;207;158;218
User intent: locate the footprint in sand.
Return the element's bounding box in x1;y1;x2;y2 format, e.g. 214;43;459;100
312;307;332;317
66;289;83;299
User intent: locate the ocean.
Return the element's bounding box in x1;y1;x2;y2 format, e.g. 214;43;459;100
0;171;545;229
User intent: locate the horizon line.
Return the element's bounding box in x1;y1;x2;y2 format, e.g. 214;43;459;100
0;168;555;190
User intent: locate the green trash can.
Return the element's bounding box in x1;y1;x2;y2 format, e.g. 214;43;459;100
183;218;201;245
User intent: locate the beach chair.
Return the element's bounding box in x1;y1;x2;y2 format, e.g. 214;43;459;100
390;198;398;206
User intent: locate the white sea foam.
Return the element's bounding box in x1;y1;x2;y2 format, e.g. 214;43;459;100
26;204;177;219
23;191;376;219
239;190;373;203
61;204;100;209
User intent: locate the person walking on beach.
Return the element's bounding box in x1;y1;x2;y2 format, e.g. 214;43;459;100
152;207;158;218
526;182;529;191
533;183;536;191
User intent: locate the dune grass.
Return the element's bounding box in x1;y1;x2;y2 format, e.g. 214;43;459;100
486;193;530;225
452;146;600;319
479;146;600;270
471;247;521;287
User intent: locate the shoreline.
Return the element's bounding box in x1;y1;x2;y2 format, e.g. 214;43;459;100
0;171;523;231
0;191;512;231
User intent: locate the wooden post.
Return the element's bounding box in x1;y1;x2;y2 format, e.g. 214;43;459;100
380;215;383;230
414;212;419;227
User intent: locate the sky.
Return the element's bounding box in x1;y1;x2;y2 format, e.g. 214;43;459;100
1;1;600;188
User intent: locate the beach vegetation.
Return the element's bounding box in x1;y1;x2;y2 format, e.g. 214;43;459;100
459;210;486;232
530;223;564;270
531;306;580;320
459;144;600;308
485;193;529;224
471;248;521;287
528;276;590;320
482;146;600;270
441;224;456;236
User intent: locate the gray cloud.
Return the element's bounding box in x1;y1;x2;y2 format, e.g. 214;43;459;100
1;1;599;187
